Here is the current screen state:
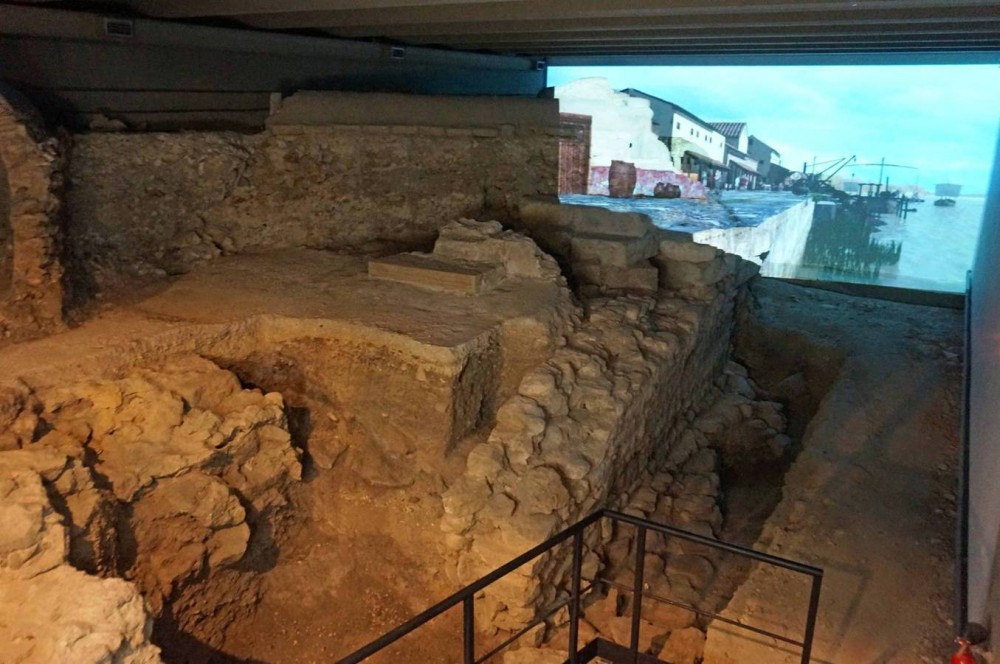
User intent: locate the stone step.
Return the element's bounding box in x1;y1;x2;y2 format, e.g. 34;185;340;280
368;253;504;295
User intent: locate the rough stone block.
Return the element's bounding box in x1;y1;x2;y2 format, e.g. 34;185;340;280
605;615;658;650
642;597;697;631
569;207;650;238
600;264;659;293
662;259;728;290
368;253;504;294
433;219;561;280
570;233;658;269
664;554;715;590
658;236;720;263
658;626;706;664
572;262;602;286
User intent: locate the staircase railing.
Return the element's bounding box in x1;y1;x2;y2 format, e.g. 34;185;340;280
338;508;823;664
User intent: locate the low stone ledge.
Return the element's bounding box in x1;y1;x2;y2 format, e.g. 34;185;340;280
369;253;505;295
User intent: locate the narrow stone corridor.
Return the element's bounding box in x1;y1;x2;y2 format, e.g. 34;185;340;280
705;279;962;663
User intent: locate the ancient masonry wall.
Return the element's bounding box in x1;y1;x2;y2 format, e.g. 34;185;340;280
63;122;560;294
441;203;761;630
0;86;64;341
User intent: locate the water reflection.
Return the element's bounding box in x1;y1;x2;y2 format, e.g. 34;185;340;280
764;195;985;292
800;205;902;279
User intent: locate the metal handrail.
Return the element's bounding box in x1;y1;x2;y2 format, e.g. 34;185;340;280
338;508;824;664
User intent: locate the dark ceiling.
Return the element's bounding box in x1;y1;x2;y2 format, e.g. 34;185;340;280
65;0;1000;57
119;0;1000;56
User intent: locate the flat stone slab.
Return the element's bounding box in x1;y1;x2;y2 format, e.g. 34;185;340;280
368;253;504;295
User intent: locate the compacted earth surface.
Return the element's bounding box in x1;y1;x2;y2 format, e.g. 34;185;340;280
220;453;473;664
704;278;962;663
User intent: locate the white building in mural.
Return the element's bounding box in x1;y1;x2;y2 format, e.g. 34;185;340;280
553;77;677;172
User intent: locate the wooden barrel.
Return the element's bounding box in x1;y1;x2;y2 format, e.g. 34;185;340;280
608;160;637;198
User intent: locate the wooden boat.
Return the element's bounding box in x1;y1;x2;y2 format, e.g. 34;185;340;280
934;183;961;207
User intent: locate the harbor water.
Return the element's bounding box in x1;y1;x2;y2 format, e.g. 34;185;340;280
762;196;986;293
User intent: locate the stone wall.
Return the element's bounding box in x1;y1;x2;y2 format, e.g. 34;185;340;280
63;120;559;296
0;86;63;341
440;202;759;631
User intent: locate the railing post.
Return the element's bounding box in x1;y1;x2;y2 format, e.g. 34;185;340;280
630;525;647;662
568;529;584;663
800;573;823;664
463;595;475;664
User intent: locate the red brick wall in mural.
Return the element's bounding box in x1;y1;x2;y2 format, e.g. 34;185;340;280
558;113;591;195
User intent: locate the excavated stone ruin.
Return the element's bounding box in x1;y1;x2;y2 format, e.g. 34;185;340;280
0;89;836;664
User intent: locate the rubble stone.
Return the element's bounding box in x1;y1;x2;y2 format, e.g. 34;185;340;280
659;626;706;664
0;87;64;343
0;566;162;664
0;354;302;661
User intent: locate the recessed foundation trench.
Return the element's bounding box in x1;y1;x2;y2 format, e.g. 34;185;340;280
1;91;960;664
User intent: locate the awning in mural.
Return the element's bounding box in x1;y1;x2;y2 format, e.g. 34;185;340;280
683;150;729;170
727;155;761;175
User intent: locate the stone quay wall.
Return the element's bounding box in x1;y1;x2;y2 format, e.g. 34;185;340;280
441;200;760;631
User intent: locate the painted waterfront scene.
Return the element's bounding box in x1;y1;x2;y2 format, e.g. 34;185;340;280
549;65;997;295
762;195;986;293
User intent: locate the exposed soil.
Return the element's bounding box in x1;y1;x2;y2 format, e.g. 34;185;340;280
218;462;465;664
697;287;848;626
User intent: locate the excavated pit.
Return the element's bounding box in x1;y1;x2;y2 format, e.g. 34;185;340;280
3;210;853;664
1;220;582;663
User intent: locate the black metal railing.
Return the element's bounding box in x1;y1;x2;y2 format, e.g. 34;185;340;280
338;508;824;664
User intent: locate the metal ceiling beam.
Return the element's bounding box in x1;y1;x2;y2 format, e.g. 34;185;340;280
447;40;1000;56
126;0;524;18
203;1;1000;30
401;22;1000;47
531;44;1000;55
79;0;1000;59
321;13;1000;41
509;37;1000;53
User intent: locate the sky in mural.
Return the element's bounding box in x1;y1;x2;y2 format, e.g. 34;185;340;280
548;65;1000;195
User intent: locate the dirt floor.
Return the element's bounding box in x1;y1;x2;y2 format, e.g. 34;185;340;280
1;249;568;382
704;278;963;663
219;458;466;664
